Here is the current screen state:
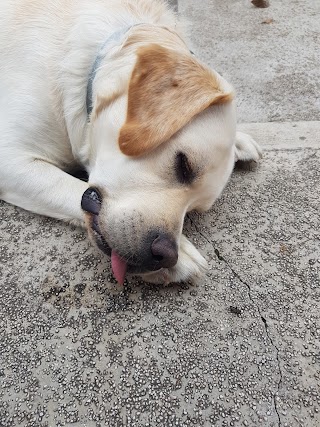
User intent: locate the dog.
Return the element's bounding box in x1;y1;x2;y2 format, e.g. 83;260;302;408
0;0;261;284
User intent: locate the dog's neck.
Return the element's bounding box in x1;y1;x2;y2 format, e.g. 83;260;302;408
86;26;134;118
86;23;160;119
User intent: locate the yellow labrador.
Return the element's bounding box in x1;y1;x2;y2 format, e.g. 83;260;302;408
0;0;261;284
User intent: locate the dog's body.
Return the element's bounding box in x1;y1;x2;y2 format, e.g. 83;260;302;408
0;0;261;284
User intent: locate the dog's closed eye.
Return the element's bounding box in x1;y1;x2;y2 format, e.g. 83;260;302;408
175;152;195;185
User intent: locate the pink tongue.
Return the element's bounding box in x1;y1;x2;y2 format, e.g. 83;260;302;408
111;250;128;285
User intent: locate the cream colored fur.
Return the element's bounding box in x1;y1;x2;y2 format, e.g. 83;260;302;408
0;0;261;284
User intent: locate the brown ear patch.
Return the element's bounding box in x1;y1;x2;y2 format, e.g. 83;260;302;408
119;44;233;157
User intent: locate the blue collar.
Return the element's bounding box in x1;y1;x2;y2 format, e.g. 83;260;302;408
86;26;133;118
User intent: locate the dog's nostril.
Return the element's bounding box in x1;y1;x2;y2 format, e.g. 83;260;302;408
81;187;102;215
151;234;178;269
153;254;164;262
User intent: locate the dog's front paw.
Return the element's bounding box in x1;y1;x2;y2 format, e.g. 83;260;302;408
142;235;208;285
235;132;262;162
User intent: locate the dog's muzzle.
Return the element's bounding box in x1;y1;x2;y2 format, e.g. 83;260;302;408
81;187;178;284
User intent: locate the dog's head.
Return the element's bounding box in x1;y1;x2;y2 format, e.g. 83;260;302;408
82;44;236;282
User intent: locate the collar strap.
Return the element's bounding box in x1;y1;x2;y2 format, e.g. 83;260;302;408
86;26;133;117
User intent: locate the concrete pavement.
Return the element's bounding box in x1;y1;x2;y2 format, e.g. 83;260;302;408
1;1;320;426
179;0;320;123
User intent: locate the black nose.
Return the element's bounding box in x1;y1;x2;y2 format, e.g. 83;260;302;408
81;187;102;215
151;234;178;269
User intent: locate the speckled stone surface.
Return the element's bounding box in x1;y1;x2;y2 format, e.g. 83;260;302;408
1;123;319;426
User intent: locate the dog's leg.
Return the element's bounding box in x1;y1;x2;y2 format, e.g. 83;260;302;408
2;159;88;224
142;234;208;284
235;131;262;162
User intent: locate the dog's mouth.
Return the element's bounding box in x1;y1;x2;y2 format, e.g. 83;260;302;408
90;214;163;284
81;188;162;284
91;214;112;256
91;214;129;284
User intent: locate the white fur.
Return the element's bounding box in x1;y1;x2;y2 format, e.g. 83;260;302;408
0;0;261;284
235;132;262;162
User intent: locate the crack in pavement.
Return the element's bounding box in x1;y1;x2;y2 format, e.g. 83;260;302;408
214;248;283;427
188;215;283;426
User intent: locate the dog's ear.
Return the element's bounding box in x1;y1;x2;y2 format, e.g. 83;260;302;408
119;44;233;157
